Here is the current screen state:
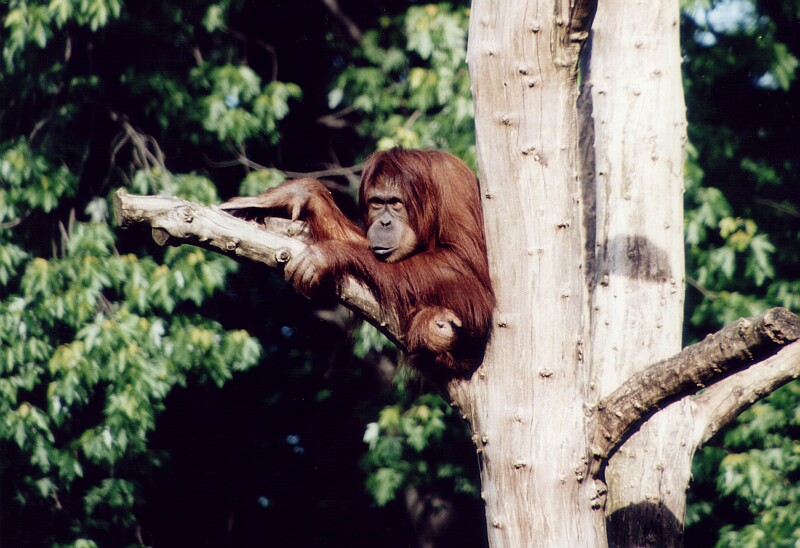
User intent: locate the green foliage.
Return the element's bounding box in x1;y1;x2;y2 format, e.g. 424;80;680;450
196;64;301;146
352;322;395;360
0;172;261;542
238;167;287;196
329;3;476;163
2;0;794;543
1;0;487;541
688;384;800;547
0;0;304;543
1;141;77;215
684;173;778;325
362;393;478;507
681;0;800;329
3;0;122;68
683;0;800;544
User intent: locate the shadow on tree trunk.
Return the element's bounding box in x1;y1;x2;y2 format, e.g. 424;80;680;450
607;502;683;548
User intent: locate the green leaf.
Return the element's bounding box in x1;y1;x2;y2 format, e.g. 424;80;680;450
203;5;225;32
366;467;405;506
770;43;799;91
746;234;775;286
238;168;286;196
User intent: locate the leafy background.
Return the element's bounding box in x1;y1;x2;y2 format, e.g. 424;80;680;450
0;0;797;546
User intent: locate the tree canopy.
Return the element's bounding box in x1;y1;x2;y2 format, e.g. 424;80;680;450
682;1;800;545
0;0;797;546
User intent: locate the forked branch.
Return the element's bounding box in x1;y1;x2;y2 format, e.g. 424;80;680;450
694;342;800;445
112;190;402;345
591;307;800;467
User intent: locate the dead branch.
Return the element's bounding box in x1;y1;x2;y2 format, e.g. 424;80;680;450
222;25;279;81
590;307;800;466
282;164;364;180
320;0;362;42
112;190;402;345
694;342;800;446
109;111;166;171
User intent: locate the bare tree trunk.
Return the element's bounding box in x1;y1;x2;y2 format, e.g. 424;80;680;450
581;1;690;545
462;1;799;547
459;0;607;544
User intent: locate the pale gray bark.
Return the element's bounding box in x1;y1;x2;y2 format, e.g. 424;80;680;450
591;307;800;465
113;191;401;346
461;0;606;545
579;1;692;544
694;342;800;447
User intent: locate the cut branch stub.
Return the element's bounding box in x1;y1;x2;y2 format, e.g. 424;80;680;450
275;247;292;264
590;307;800;470
112;190;403;347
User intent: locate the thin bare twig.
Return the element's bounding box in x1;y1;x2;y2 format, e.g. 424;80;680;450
0;215;26;229
686;275;718;301
223;26;279;81
755;197;800;218
283;163;364;180
109;111;166;171
203;153;363;185
317;105;357;129
320;0;362;42
402;110;423;131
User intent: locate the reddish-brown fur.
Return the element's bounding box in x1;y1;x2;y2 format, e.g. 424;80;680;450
223;149;495;376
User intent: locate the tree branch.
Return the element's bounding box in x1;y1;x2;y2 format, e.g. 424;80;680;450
320;0;362;42
590;307;800;467
282;163;364;180
694;342;800;446
112;190;402;345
